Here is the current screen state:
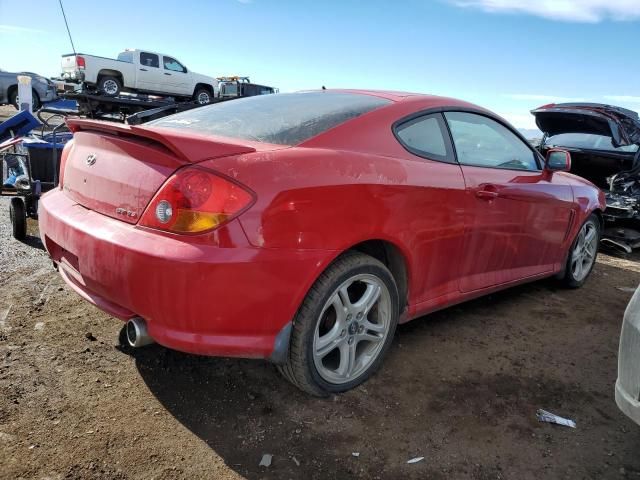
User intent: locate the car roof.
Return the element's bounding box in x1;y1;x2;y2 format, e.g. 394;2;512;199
315;89;494;118
320;88;482;107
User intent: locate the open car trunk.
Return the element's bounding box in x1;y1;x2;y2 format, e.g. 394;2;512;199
532;103;640;253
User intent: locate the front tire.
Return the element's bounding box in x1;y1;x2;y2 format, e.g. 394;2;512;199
279;252;399;396
193;87;212;105
560;214;600;288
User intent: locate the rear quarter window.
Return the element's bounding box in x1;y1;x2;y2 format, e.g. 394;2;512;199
394;113;453;162
149;92;391;146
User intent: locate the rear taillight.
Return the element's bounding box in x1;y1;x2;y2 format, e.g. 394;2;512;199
58;140;74;189
76;56;86;69
139;167;254;234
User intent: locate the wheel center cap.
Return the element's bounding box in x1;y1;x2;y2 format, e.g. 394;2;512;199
348;322;359;335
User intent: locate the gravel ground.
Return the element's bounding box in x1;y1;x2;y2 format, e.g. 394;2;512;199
1;104;640;479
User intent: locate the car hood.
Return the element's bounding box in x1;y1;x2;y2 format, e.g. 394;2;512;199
531;103;640;148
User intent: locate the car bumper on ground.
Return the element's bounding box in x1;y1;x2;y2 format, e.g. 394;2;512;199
616;287;640;426
38;189;334;360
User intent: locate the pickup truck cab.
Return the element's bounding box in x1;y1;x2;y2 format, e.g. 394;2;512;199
61;49;219;104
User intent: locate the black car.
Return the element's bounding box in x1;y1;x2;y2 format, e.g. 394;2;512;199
533;103;640;252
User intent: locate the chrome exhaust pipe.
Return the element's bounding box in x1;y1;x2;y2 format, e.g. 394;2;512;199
125;317;154;348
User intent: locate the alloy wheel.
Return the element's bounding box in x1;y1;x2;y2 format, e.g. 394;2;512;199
571;221;598;282
312;274;392;384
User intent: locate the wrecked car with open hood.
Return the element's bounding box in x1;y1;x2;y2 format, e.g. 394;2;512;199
533;103;640;253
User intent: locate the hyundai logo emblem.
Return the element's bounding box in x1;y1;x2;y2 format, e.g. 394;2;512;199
86;153;97;166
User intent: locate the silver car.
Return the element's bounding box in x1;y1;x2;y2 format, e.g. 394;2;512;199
0;71;58;110
616;285;640;425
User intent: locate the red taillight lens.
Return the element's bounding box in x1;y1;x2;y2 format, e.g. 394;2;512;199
139;167;254;234
76;56;86;69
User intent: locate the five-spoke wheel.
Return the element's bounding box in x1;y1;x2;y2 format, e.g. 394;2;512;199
279;252;399;396
561;214;601;288
313;274;392;385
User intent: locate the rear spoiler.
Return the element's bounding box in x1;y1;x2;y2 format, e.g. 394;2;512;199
66;118;256;163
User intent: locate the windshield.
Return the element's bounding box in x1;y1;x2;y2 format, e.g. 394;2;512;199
546;133;639;153
149;92;391;146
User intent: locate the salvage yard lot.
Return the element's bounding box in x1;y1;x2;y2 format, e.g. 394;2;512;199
0;198;639;479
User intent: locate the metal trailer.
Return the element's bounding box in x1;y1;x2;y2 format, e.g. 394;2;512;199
60;77;279;124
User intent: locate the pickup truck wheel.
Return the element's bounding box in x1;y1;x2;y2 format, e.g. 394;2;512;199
194;88;212;105
98;76;122;96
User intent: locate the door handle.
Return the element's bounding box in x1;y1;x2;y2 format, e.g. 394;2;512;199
164;72;171;75
139;68;148;71
475;186;499;200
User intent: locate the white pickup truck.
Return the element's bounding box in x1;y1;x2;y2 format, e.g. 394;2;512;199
61;49;219;104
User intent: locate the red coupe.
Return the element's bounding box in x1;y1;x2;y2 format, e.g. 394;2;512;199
39;90;605;395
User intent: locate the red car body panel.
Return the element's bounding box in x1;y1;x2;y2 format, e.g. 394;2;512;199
38;91;606;360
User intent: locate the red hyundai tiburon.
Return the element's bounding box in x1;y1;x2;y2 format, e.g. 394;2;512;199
39;90;605;395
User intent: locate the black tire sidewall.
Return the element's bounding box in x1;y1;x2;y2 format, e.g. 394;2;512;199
31;90;41;110
564;214;600;288
302;261;399;394
9;89;18;109
10;198;27;240
9;89;41;110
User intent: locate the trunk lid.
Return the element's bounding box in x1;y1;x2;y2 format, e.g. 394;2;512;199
532;103;640;148
62;119;271;223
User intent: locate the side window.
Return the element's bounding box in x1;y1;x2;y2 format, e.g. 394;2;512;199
394;113;453;163
117;51;133;63
444;112;539;171
140;52;159;68
163;56;186;73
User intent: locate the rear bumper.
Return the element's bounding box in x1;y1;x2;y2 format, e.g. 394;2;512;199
39;189;335;359
61;70;84;83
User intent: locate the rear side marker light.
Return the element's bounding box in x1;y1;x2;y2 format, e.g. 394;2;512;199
140;167;254;234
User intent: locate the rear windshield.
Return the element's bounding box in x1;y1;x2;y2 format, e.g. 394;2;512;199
546;133;639;153
149;92;391;146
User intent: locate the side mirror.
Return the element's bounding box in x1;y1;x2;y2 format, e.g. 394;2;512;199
545;149;571;172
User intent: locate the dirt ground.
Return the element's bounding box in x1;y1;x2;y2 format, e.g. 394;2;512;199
1;104;640;479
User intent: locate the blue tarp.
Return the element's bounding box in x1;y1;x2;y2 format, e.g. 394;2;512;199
0;110;40;142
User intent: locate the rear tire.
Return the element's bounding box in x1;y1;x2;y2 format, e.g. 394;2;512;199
10;197;27;241
98;76;122;96
278;251;399;396
559;214;600;288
